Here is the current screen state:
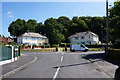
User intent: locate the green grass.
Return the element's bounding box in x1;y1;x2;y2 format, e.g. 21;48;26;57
21;49;56;52
88;48;105;51
110;49;120;51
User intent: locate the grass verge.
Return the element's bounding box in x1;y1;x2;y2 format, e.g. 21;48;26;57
88;48;105;51
21;49;56;52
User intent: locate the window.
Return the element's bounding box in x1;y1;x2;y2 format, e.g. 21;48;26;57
89;36;90;39
27;37;31;40
87;41;91;44
38;38;42;41
81;42;85;44
75;37;78;40
32;37;36;40
81;36;84;39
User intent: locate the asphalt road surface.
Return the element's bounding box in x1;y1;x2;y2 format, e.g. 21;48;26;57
5;50;111;78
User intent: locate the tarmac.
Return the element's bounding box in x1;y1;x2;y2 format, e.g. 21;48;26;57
1;51;119;78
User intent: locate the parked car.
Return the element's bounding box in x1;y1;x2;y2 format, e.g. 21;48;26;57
70;44;88;52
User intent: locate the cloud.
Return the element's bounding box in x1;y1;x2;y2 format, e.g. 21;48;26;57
7;11;12;15
7;11;15;18
8;15;15;18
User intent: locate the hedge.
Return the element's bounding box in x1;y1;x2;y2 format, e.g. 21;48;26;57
107;49;120;64
40;45;50;48
86;44;113;48
52;44;59;47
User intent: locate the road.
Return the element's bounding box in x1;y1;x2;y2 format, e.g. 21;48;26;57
3;50;112;78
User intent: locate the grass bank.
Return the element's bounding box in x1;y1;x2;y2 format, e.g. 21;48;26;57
21;48;56;52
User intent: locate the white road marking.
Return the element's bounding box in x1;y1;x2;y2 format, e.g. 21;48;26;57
53;67;60;80
60;56;64;62
53;48;64;80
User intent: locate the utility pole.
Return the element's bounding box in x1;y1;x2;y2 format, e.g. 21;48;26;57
106;0;109;56
101;26;103;47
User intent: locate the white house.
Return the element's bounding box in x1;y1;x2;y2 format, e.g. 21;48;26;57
69;31;101;44
17;32;49;45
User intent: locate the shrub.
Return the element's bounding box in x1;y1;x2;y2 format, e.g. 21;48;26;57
107;49;120;64
3;43;8;45
52;44;59;47
113;40;120;49
40;45;50;48
86;44;112;48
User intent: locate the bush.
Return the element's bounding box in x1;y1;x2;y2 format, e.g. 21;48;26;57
113;40;120;49
86;44;112;48
52;44;59;47
60;44;65;47
3;43;8;45
107;49;120;64
40;45;50;48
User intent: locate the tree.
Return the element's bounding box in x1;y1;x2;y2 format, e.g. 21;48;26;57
70;16;88;35
35;22;45;35
80;16;106;42
57;16;71;42
8;19;27;37
109;1;120;42
44;18;65;44
26;19;37;32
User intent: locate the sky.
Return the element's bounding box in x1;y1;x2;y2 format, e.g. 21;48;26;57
1;0;115;37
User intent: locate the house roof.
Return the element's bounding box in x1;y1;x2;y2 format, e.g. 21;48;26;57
69;31;98;38
18;32;47;38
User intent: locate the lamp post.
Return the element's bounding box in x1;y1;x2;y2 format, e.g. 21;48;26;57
106;0;109;56
101;26;103;45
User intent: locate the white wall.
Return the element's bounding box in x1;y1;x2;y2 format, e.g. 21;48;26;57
70;35;100;44
17;36;48;45
22;37;37;45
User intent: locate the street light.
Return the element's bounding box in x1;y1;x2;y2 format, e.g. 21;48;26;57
101;26;103;44
106;0;109;56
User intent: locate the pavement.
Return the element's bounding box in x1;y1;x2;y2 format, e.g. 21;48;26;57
1;49;119;79
82;52;118;78
1;54;35;77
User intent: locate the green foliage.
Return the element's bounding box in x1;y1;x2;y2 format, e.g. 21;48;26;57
107;49;120;64
8;16;107;44
44;18;65;44
26;19;37;32
3;43;8;45
88;48;104;51
52;44;59;47
113;40;120;49
70;16;88;35
8;19;27;37
21;49;55;52
109;1;120;42
80;16;106;42
40;45;50;48
57;16;71;42
8;19;37;37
